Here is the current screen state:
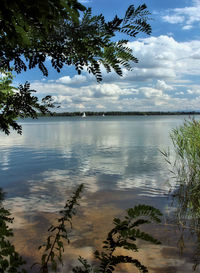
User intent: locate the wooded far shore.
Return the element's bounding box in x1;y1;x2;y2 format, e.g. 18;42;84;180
39;111;200;117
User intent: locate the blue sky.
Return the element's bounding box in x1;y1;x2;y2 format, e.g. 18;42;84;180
14;0;200;112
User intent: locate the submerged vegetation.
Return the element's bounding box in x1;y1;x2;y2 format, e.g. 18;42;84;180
0;185;162;273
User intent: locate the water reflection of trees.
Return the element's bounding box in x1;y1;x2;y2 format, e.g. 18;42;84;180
164;119;200;271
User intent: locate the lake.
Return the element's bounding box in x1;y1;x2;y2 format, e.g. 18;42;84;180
0;115;198;272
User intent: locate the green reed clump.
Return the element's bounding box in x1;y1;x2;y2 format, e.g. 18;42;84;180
163;118;200;271
161;118;200;228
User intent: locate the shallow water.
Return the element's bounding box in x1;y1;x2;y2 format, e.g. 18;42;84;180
0;115;199;272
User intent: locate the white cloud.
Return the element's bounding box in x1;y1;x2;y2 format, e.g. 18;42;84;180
127;36;200;79
139;87;163;98
138;87;170;105
190;51;200;59
91;84;130;98
155;80;174;91
56;75;87;85
182;25;193;30
187;89;200;94
75;104;85;109
162;15;184;24
29;35;200;112
52;95;72;103
96;104;106;109
56;76;71;84
162;0;200;29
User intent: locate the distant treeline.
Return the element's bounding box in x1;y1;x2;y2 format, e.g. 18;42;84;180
38;111;200;117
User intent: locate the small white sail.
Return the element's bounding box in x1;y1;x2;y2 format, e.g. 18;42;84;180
82;112;86;118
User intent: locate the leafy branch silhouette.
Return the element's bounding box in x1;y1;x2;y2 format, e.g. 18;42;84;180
36;184;84;273
73;204;162;273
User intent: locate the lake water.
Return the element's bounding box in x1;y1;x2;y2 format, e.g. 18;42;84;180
0;115;199;272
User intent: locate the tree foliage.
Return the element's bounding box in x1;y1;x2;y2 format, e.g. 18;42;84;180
0;1;151;82
0;1;151;134
0;0;85;56
0;71;55;135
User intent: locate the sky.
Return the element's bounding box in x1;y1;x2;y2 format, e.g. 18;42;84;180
14;0;200;112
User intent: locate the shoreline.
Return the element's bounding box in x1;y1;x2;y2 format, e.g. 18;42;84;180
38;111;200;117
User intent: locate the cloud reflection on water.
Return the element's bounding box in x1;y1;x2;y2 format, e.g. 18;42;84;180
0;116;186;208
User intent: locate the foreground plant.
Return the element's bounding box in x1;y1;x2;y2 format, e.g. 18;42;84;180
36;184;84;273
73;205;162;273
37;184;162;273
0;190;27;273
